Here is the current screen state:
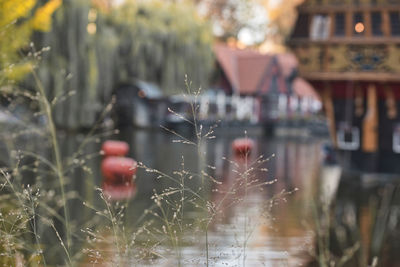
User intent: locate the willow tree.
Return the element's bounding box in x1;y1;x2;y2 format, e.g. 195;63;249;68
112;0;215;95
35;0;214;129
35;0;119;129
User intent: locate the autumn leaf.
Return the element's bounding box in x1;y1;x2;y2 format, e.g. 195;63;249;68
31;0;63;31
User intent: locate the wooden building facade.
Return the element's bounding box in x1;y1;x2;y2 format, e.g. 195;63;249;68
289;0;400;174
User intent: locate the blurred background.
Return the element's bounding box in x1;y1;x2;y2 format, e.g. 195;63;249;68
1;0;400;266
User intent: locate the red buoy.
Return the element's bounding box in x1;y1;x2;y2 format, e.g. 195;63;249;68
101;156;137;183
232;138;255;156
101;140;129;157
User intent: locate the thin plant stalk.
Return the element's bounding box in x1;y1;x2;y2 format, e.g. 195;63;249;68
1;170;48;266
183;75;210;266
30;195;47;267
32;69;71;251
205;224;209;267
104;196;122;266
243;133;249;267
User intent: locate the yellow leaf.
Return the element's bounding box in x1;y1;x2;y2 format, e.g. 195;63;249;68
31;0;62;32
0;0;37;27
2;62;33;81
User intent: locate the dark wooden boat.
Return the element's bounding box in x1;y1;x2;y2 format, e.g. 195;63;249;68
289;0;400;174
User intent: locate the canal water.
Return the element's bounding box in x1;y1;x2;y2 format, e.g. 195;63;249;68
101;127;399;267
55;126;400;267
3;125;400;266
116;128;324;266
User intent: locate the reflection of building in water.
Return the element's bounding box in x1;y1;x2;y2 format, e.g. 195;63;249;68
272;139;323;235
329;178;400;266
206;136;324;265
275;139;321;202
289;0;400;174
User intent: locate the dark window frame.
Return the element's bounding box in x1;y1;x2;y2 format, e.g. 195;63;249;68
292;13;310;38
334;12;346;37
371;11;383;36
390;11;400;36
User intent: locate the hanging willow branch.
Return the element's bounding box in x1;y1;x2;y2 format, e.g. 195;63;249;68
111;0;215;95
33;0;214;129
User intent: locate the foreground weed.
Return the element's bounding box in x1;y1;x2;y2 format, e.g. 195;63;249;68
1;62;296;267
130;77;295;266
0;45;117;265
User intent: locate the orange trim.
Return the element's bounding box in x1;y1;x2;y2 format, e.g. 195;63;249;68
362;84;378;152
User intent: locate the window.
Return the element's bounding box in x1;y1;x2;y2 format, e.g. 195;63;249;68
292;14;310;38
390;12;400;36
334;13;345;36
353;12;365;36
310;14;331;40
371;12;383;36
337;123;360;151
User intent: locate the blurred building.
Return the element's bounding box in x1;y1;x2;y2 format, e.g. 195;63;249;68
213;43;321;126
289;0;400;174
214;43;318;98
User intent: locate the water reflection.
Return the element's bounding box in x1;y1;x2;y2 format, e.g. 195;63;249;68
114;128;325;266
54;127;400;266
323;175;400;267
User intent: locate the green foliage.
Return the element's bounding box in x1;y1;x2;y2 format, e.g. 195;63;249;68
34;0;214;129
112;0;214;95
35;0;119;129
0;0;61;83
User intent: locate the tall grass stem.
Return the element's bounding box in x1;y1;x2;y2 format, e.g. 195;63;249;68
32;69;71;252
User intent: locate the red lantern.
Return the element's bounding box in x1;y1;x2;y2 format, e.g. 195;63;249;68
101;156;137;184
101;140;129;157
232;138;255;156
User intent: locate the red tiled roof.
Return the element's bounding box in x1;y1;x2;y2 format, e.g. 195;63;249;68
293;77;320;100
214;43;319;100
